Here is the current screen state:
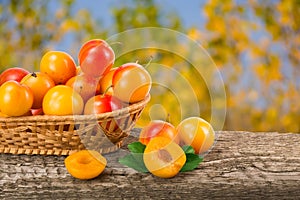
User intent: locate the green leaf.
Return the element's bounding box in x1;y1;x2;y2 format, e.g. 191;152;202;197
119;142;203;174
127;142;146;153
118;153;149;173
182;145;195;154
180;154;203;172
118;142;148;173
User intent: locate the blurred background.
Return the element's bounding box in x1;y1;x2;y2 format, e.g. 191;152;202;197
0;0;299;132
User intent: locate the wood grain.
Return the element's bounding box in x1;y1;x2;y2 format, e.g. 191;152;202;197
1;130;300;199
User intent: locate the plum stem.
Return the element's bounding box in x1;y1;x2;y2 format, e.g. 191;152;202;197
20;72;36;84
166;113;171;124
144;56;153;69
102;85;113;96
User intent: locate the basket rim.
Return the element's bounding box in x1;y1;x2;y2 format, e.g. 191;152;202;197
0;95;150;123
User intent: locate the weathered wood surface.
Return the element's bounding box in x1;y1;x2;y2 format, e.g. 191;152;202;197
1;130;300;199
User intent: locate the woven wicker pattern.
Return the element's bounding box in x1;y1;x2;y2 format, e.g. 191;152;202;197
0;95;150;155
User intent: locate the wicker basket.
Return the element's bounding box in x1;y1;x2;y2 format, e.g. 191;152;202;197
0;95;150;156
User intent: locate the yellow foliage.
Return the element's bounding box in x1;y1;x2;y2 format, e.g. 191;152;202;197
254;57;282;84
206;16;227;36
277;1;293;25
61;19;80;32
187;27;201;41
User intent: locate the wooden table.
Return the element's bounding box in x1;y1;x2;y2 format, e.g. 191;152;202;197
1;130;300;199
